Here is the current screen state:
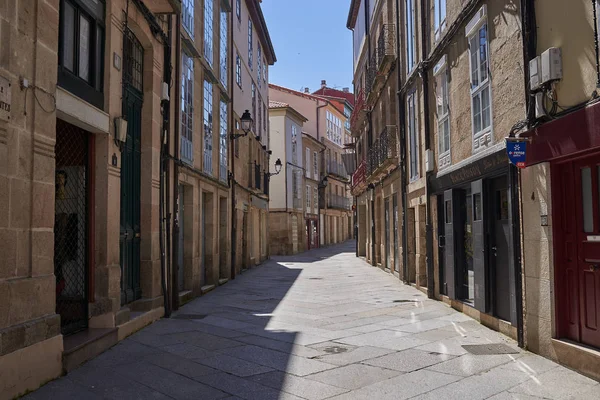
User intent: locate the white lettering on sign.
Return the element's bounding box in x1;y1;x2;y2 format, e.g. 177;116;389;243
0;75;11;121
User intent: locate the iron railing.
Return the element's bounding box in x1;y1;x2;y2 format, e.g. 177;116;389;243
367;126;398;177
328;194;351;210
377;24;396;69
366;54;377;95
352;159;367;188
263;172;270;196
350;88;365;132
327;161;348;179
293;196;303;209
254;163;261;190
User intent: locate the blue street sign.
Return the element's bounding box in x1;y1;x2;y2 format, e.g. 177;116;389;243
507;141;527;168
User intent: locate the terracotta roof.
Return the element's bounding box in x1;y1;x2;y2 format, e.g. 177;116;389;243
313;87;355;107
269;83;324;102
269;100;289;109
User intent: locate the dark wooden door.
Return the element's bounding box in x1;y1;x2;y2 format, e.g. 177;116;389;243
438;195;447;295
444;189;460;299
573;158;600;349
491;176;511;321
178;185;185;292
120;85;142;305
393;195;399;273
385;198;391;270
120;29;143;306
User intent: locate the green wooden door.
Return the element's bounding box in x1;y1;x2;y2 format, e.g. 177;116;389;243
120;30;143;305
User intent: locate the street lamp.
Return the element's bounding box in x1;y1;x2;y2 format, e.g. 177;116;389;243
267;158;282;177
230;110;253;140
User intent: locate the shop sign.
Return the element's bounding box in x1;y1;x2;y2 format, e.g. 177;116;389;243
0;75;11;121
507;141;527;168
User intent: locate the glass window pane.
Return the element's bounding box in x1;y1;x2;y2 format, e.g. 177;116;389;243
95;26;103;91
443;119;450;152
79;14;91;81
472;94;481;133
582;167;594;233
469;36;479;87
62;2;75;71
481;86;491;129
479;25;488;82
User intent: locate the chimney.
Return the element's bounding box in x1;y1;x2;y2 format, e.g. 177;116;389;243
343;87;349;93
321;80;327;88
304;87;310;93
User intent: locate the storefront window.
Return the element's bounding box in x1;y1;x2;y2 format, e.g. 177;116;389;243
463;189;475;304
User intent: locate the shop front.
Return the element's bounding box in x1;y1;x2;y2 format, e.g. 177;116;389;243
431;147;519;334
521;101;600;379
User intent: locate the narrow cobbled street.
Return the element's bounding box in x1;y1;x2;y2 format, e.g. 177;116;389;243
26;242;600;399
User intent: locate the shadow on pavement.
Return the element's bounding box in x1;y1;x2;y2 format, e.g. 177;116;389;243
24;244;358;399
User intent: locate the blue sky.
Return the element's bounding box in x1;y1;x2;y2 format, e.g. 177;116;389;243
261;0;354;93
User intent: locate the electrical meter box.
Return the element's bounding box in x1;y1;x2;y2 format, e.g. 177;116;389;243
541;47;562;84
529;56;542;91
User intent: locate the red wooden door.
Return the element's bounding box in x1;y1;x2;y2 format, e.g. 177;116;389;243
573;157;600;348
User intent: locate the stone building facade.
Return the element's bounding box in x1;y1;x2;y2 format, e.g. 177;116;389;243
172;0;232;305
0;0;180;397
349;0;600;383
269;84;353;248
0;0;278;396
231;0;275;273
516;0;600;381
267;101;307;255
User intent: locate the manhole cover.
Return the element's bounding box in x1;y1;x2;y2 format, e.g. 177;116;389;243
322;346;350;354
173;314;207;320
462;343;519;355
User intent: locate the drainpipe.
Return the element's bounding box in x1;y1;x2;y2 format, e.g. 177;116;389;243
159;14;174;317
170;14;181;313
513;0;536;349
394;0;409;283
230;8;237;280
420;0;435;298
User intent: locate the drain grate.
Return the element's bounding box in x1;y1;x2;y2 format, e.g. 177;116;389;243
322;345;350;354
173;314;207;320
309;278;323;280
393;299;419;303
462;343;519;355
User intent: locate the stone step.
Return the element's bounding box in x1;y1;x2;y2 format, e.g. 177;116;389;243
62;328;118;373
201;284;216;295
178;290;194;306
218;278;229;286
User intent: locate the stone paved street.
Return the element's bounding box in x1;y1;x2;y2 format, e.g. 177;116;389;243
26;242;600;399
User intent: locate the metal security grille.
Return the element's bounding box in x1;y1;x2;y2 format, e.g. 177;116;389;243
55;119;89;335
123;28;144;92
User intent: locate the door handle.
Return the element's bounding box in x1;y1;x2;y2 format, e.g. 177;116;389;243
438;235;445;248
135;232;141;238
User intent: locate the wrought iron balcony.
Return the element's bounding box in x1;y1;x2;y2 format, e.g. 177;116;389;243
254;163;261;190
327;161;349;180
292;196;303;210
365;54;377;98
351;159;367;195
263;172;270;196
328;194;351;210
350;89;367;136
377;24;396;75
366;126;398;181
